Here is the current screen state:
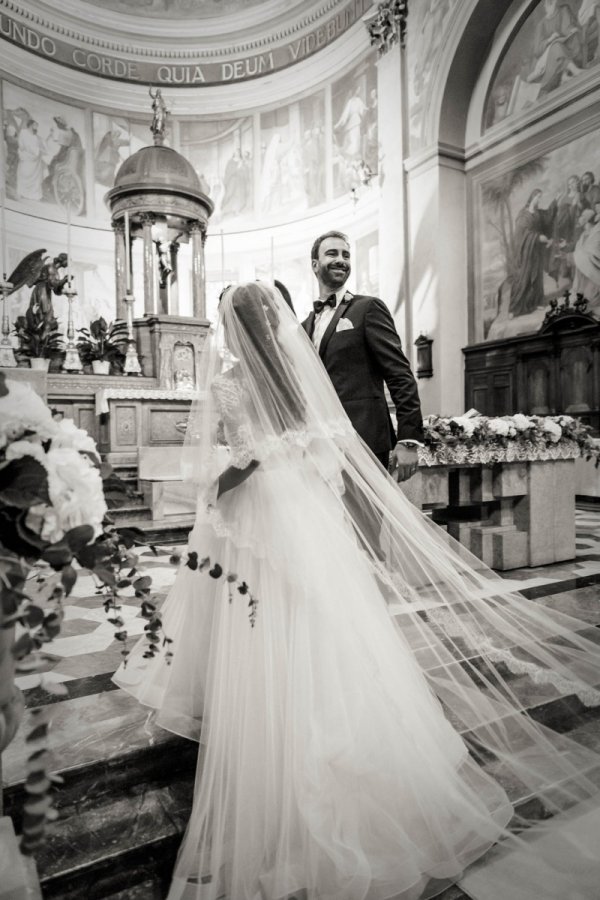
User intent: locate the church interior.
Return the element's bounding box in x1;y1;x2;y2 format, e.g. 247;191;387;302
1;0;600;898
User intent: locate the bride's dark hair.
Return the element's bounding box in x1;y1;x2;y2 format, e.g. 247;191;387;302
229;282;306;432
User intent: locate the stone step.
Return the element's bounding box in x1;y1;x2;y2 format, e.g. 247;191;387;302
110;505;153;523
5;731;197;900
5;671;598;900
119;514;195;545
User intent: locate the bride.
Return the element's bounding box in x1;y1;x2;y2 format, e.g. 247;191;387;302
114;282;600;900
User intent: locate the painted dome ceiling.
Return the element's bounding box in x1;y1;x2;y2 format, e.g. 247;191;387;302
2;0;373;85
76;0;280;20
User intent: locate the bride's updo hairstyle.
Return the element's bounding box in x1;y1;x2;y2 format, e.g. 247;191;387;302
223;281;307;434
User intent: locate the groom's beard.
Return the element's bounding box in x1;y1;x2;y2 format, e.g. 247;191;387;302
319;263;350;290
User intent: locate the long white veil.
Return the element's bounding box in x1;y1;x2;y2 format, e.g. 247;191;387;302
174;281;600;894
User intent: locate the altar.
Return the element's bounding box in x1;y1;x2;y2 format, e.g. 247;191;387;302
401;456;577;571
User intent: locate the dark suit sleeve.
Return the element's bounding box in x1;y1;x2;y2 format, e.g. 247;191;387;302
364;298;423;443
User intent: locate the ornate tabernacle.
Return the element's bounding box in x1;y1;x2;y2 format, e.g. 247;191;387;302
105;90;214;323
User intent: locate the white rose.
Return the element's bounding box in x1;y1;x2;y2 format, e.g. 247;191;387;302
451;416;477;436
487;418;510;436
511;414;532;432
44;447;107;542
51;417;100;459
542;419;562;442
0;380;57;447
5;440;47;465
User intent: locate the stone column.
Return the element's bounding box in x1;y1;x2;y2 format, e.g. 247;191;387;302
190;221;207;319
141;213;157;315
113;219;128;320
365;1;411;357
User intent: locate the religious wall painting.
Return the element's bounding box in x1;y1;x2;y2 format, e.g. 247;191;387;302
355;230;379;297
331;55;378;199
92;113;130;211
298;91;327;208
259;104;308;217
478;128;600;341
180;117;253;222
484;0;600;132
92;115;151;213
406;0;456;150
2;82;87;215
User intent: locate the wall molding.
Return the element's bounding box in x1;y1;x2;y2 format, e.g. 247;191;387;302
0;0;373;85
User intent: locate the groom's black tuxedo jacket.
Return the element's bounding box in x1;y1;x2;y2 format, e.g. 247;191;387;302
302;292;423;456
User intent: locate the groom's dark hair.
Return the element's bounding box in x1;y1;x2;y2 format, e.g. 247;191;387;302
310;231;349;260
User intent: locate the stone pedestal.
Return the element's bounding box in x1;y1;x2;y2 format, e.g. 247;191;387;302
400;459;576;570
134;315;210;389
138;445;196;525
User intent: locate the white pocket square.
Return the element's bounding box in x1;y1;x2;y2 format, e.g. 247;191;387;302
335;318;354;333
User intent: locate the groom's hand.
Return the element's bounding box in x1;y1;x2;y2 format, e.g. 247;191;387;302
390;443;419;482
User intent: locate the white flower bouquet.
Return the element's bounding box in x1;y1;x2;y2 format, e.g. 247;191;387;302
420;410;600;467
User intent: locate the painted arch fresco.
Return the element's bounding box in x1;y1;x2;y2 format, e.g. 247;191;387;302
484;0;600;130
476;0;600;342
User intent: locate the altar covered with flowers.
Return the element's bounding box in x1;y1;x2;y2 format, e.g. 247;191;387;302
400;412;600;571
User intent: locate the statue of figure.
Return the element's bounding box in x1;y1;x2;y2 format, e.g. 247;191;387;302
155;240;173;288
28;253;69;321
7;249;68;322
149;87;168;145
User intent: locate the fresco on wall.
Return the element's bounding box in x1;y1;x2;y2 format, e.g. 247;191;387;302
181;117;253;222
478;128;600;341
298;91;326;208
80;0;268;18
2;83;87;214
407;0;456;151
259;105;308;216
331;56;378;198
92;114;153;213
355;231;379;297
484;0;600;131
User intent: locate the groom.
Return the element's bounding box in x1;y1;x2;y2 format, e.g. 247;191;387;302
302;230;422;480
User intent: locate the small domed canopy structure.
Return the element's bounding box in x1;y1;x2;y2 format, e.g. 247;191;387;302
106;91;213;319
111;144;205;200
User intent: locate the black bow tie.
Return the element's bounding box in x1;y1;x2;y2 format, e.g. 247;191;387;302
314;294;337;314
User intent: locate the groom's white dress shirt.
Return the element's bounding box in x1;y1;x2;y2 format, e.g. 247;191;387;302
312;286;348;350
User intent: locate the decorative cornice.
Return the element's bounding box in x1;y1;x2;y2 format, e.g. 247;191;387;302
0;0;374;84
364;0;407;55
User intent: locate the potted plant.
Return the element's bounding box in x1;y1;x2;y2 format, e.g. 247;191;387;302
76;317;128;375
13;306;63;371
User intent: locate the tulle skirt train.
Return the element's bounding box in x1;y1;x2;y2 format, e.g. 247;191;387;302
115;460;515;900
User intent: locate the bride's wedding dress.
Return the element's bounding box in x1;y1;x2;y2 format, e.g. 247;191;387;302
114;283;600;900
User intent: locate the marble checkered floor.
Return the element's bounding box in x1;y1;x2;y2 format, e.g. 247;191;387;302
3;507;600;899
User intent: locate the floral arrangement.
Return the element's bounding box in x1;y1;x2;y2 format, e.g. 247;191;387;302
76;317;128;371
0;373;256;861
13;305;63;360
420;410;600;468
0;374;168;854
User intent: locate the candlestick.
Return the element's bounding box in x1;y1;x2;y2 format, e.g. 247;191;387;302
0;176;6;281
0;104;7;281
123;290;142;376
220;228;225;289
124;210;131;292
66;202;72;283
62;282;82;373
